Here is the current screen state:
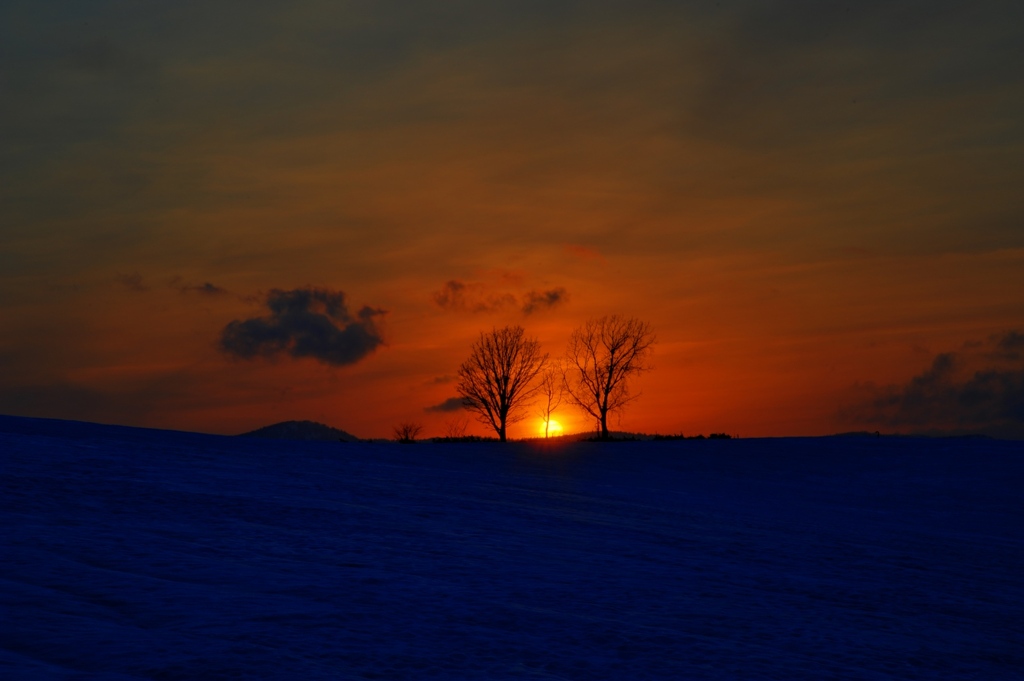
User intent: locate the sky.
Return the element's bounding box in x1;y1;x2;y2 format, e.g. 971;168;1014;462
2;0;1022;439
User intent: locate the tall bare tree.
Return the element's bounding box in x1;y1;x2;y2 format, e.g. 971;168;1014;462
457;325;547;442
537;362;565;438
564;315;655;439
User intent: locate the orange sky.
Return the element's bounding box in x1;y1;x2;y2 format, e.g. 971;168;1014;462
2;1;1022;438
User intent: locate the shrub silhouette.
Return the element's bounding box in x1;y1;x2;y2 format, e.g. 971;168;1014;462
393;422;423;444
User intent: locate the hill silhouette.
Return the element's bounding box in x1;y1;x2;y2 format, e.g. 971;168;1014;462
239;420;360;442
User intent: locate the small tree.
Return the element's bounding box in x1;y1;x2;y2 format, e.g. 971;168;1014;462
393;422;423;444
443;416;469;439
537;362;565;438
564;315;655;439
457;325;547;442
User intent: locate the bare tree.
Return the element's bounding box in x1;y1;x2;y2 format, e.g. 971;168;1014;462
537;362;565;438
393;422;423;443
442;416;469;439
564;315;655;439
457;325;547;442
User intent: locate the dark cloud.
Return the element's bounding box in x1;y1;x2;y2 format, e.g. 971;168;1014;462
432;280;516;313
115;273;148;292
425;396;468;413
991;330;1024;361
219;287;385;366
427;374;456;385
844;330;1024;437
522;287;568;315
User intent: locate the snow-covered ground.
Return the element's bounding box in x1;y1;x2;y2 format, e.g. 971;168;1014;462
2;415;1022;680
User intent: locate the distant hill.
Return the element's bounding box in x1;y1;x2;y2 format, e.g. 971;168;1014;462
239;420;360;442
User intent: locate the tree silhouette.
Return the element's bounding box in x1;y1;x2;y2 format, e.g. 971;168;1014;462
537;362;565;438
442;416;469;439
457;325;547;442
564;315;655;439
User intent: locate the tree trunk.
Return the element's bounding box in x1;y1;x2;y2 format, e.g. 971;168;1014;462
499;422;507;442
600;411;609;439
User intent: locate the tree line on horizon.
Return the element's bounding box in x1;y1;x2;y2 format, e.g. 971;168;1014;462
401;315;656;443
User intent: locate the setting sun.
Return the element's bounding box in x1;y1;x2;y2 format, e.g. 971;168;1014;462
540;418;564;437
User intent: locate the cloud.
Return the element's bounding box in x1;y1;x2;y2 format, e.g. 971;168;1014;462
686;0;1018;154
433;280;569;315
844;330;1024;437
116;273;229;297
432;280;517;313
219;287;385;366
425;396;467;413
522;287;568;315
170;277;229;296
66;39;152;76
563;244;605;262
990;330;1024;361
190;282;228;296
432;280;468;309
115;273;148;292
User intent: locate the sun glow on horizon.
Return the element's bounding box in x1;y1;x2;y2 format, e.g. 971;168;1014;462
540;418;564;437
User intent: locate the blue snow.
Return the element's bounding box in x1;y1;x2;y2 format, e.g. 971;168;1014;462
2;415;1022;679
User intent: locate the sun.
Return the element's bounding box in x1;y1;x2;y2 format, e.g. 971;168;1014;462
539;418;564;437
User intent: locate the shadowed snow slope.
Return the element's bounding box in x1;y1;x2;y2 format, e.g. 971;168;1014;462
2;415;1022;680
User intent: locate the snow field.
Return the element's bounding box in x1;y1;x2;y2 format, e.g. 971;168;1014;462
2;416;1022;679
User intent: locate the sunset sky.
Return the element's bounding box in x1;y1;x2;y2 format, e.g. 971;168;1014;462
2;1;1022;439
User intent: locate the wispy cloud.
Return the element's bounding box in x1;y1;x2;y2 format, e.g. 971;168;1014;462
433;280;569;316
170;276;229;297
563;244;605;262
115;273;148;292
521;287;568;315
432;280;517;314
